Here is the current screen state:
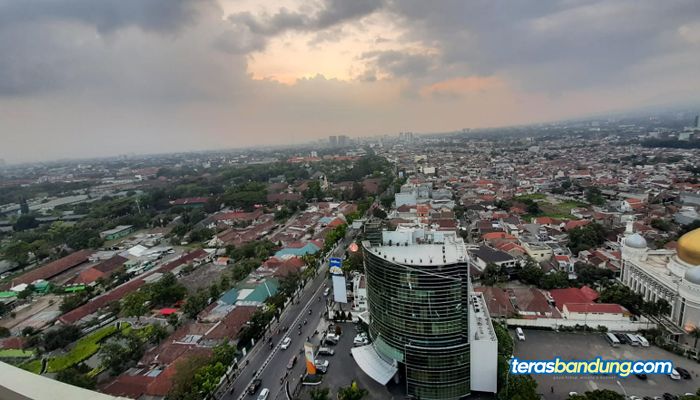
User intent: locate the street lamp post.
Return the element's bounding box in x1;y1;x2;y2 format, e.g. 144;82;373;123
616;380;628;399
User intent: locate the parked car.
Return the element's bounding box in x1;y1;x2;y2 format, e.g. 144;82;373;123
662;393;678;400
315;359;329;373
669;369;682;380
325;333;340;345
635;373;647;380
280;337;292;350
636;334;650;347
353;334;369;346
318;347;335;356
257;388;270;400
516;327;526;341
287;355;297;369
616;333;629;344
676;367;692;379
247;379;262;395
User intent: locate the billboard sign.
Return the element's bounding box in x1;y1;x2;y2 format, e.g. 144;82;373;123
332;275;347;303
329;257;343;276
304;342;316;375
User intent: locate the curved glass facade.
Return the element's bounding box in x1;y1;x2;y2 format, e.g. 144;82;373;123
363;242;470;400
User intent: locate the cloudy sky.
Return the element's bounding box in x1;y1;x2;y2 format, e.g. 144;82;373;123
1;0;700;163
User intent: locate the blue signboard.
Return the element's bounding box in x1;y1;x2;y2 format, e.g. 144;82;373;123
329;257;342;268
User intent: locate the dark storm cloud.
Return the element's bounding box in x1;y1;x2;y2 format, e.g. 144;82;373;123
223;0;384;52
0;0;220;96
383;0;700;91
0;0;208;34
360;50;435;79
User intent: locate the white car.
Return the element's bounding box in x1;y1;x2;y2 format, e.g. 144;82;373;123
568;392;578;398
323;288;330;296
315;359;329;369
353;336;369;346
669;368;681;380
516;327;526;341
325;333;340;344
629;396;642;400
280;337;291;350
257;388;269;400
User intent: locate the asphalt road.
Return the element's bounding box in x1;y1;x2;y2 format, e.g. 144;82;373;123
220;235;352;400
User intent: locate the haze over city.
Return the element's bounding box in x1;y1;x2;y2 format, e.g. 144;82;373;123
2;0;700;163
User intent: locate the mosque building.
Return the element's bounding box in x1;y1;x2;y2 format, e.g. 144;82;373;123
621;223;700;340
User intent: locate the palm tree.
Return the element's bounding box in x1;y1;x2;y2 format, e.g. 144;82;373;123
337;381;368;400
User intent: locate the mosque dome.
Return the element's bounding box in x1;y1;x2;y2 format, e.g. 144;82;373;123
678;228;700;266
625;233;647;249
684;266;700;285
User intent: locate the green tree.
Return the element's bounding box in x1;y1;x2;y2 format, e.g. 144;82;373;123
168;354;211;400
310;387;331;400
599;284;644;315
3;241;32;265
500;374;539;400
56;365;96;390
337;381;368;400
585;187;605;206
518;258;543;285
539;271;570;290
43;324;81;351
0;326;10;337
122;291;149;321
100;333;144;375
183;289;209;319
13;215;39;231
567;223;608;254
481;263;508;286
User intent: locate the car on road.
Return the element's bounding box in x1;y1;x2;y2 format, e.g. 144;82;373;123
353;334;369;346
257;388;269;400
516;327;526;341
318;347;335;356
323;288;330;296
287;355;297;369
281;337;292;350
325;333;340;345
315;359;329;373
676;367;692;379
247;379;262;395
670;368;682;380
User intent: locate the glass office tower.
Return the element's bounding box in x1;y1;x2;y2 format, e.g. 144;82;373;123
362;236;471;400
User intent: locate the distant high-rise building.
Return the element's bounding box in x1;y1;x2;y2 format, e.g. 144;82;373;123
354;230;497;399
338;135;348;146
694;113;699;129
328;135;338;147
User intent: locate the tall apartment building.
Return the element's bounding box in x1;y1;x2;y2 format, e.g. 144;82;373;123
353;229;497;399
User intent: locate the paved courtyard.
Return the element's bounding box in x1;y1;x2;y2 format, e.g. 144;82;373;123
513;329;700;399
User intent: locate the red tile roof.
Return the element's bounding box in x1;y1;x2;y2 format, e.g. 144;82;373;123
563;220;590;231
12;249;92;286
59;277;146;324
563;303;629;314
74;255;127;285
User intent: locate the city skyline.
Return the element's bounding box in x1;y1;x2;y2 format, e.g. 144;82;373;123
1;0;700;163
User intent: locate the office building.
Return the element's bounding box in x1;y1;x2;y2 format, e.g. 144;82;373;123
328;135;338;147
353;229;496;399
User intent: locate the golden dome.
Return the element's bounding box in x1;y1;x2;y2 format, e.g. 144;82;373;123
678;228;700;266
